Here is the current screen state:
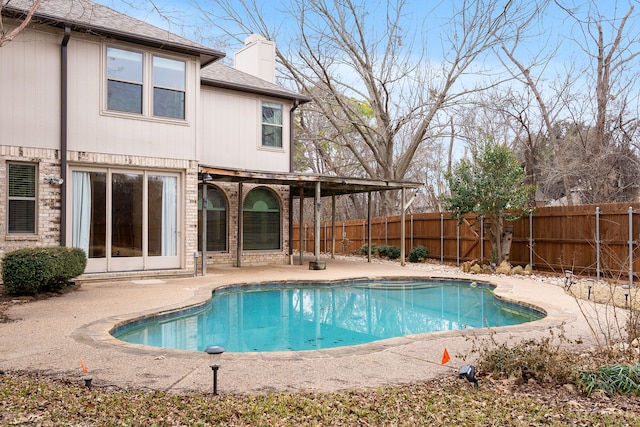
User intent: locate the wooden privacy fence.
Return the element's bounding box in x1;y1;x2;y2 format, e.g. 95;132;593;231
292;202;640;281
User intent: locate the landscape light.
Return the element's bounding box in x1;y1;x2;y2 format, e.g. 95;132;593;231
204;346;225;395
458;364;478;387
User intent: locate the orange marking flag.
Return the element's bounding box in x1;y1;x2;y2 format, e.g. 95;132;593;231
80;359;90;374
441;348;451;365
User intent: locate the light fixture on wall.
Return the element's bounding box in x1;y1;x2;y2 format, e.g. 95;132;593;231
199;171;213;182
45;175;64;185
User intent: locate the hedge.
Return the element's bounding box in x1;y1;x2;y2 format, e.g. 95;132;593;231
2;247;87;296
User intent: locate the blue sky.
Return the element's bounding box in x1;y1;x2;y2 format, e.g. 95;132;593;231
93;0;640;78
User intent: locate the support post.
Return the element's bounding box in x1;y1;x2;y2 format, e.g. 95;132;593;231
315;181;321;262
367;192;372;263
201;182;208;276
288;190;294;264
331;194;336;259
237;182;243;268
309;181;325;269
299;187;304;265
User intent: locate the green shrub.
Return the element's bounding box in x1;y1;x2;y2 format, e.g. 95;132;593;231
378;245;401;259
2;247;86;296
579;364;640;397
361;244;377;255
408;245;429;263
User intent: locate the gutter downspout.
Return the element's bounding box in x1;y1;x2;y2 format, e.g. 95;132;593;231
60;26;71;246
288;99;301;259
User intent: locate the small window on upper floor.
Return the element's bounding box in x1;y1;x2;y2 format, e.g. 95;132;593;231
153;56;185;119
106;47;186;120
8;163;37;234
261;101;283;148
107;47;143;114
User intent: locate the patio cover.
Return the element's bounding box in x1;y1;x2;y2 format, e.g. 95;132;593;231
199;166;423;270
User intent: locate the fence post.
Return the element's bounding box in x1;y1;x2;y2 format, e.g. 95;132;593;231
440;214;444;263
529;211;534;267
342;223;346;254
362;221;366;251
596;207;601;281
324;222;327;254
304;224;308;255
456;221;460;266
410;215;414;249
480;216;484;261
385;217;388;246
629;207;634;288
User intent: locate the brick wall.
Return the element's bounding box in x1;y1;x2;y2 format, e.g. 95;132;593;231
204;182;290;267
1;145;290;272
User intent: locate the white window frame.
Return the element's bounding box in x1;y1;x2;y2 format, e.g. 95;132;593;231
260;100;284;149
104;45;187;122
7;162;37;234
70;166;182;273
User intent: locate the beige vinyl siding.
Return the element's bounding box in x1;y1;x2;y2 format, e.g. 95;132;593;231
0;25;61;150
198;86;291;172
66;37;200;160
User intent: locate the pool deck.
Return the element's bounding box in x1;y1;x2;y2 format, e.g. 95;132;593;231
0;257;597;395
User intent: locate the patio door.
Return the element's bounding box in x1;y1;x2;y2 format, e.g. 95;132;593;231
71;168;181;273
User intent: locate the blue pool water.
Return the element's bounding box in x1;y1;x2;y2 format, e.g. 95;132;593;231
113;278;544;352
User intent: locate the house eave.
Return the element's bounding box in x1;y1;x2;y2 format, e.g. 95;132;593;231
201;78;311;103
1;6;225;65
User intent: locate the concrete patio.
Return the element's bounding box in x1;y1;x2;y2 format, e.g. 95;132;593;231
0;257;596;395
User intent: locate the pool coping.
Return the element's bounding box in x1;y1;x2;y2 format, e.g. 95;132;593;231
73;275;572;362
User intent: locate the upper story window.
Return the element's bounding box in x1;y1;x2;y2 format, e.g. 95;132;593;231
153;57;186;119
261;101;283;148
107;48;143;114
106;47;186;120
8;163;37;234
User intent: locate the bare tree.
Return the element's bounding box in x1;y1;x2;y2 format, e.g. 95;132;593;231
1;0;44;47
497;0;640;205
195;0;547;215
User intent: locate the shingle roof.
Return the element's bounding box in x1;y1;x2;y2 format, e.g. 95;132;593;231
3;0;309;102
2;0;224;65
201;61;311;103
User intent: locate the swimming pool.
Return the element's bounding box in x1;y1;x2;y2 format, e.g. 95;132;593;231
112;278;544;352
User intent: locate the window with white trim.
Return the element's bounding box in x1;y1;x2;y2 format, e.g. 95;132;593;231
261;101;283;147
153;56;186;119
8;163;37;234
106;47;186;120
107;47;143;114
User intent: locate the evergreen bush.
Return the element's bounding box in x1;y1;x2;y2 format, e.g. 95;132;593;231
2;247;86;296
378;245;401;259
408;245;429;262
361;244;377;255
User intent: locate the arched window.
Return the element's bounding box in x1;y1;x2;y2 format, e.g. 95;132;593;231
243;187;281;250
198;185;227;251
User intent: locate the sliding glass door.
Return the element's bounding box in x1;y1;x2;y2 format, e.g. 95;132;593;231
71;168;181;273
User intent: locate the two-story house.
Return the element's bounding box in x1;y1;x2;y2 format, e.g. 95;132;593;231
1;0;416;277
